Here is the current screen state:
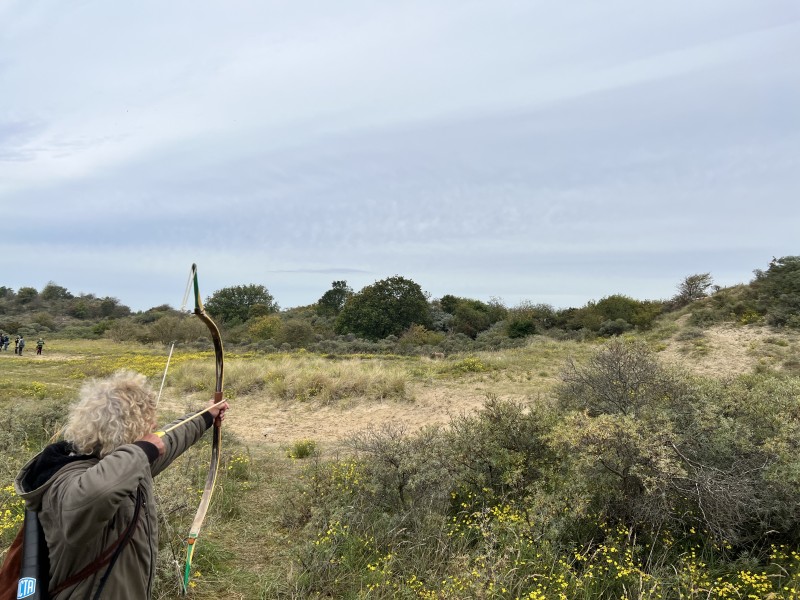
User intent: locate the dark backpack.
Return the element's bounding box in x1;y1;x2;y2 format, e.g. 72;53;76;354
0;509;48;600
1;490;142;600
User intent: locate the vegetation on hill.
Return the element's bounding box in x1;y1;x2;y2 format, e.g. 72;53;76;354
2;256;798;354
1;328;800;598
1;255;799;598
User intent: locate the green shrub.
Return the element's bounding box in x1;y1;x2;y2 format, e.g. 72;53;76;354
278;320;316;348
447;355;491;373
440;295;507;339
506;318;536;338
398;324;445;347
556;339;800;545
688;307;726;327
753;256;800;327
247;314;282;340
598;318;632;336
288;439;318;459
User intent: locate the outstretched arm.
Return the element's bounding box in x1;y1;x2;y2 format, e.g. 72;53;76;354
148;398;229;477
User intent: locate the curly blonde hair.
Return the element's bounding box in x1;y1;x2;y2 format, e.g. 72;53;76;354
64;370;157;457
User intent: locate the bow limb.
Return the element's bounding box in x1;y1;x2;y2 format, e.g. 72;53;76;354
182;263;224;593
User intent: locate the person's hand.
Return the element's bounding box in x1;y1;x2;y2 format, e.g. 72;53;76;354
208;399;229;424
138;433;166;457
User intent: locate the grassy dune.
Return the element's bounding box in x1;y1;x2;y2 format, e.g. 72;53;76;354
2;325;800;599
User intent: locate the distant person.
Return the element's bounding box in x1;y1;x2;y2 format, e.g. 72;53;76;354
2;334;8;351
14;335;20;355
17;336;25;355
36;337;45;355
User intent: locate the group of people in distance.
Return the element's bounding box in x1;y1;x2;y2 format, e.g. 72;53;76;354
0;333;45;355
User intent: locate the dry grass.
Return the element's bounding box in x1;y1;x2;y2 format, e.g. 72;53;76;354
3;324;798;598
656;321;800;378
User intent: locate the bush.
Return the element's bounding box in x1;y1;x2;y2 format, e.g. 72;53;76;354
398;324;445;347
754;256;800;327
598;318;632;337
688;307;726;327
278;320;316;348
440;296;507;339
556;339;800;544
247;314;282;340
558;339;686;417
288;439;318;459
505;302;556;338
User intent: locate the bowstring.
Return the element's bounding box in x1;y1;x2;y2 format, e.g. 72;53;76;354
156;266;196;407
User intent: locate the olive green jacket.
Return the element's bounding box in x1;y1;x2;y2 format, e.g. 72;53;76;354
15;412;214;599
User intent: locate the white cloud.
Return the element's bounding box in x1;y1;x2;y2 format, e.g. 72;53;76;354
1;0;797;310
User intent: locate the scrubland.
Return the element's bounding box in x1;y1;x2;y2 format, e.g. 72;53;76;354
2;320;800;599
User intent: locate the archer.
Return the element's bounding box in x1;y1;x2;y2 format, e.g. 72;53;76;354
12;370;229;599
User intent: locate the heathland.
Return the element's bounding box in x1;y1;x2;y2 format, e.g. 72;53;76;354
2;257;800;599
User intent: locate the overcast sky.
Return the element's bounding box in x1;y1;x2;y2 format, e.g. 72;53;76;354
1;1;798;312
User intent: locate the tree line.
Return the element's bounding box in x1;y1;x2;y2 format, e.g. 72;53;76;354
2;256;798;350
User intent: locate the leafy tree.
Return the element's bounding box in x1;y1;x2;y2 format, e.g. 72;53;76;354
135;305;178;324
316;280;353;316
427;302;454;332
32;312;56;330
597;295;633;320
41;282;73;301
506;302;556;338
106;319;143;342
335;276;430;341
248;303;274;319
629;300;664;330
439;294;461;315
16;286;39;305
439;295;507;338
67;299;89;319
674;273;714;307
99;297;129;318
0;319;22;333
205;284;278;325
147;315;208;345
453;301;493;338
753;256;800;327
565;295;663;332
